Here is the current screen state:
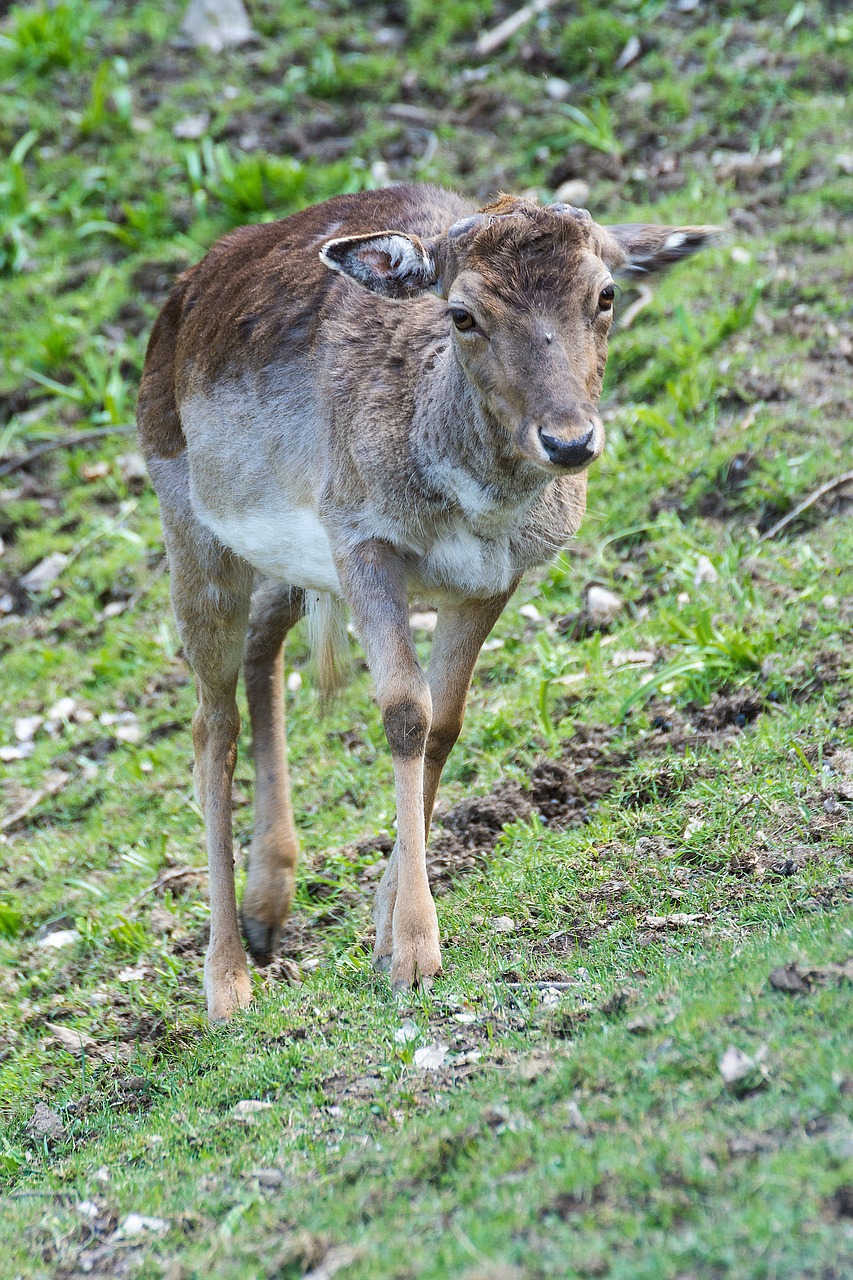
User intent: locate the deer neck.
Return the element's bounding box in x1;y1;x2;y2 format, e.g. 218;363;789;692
414;346;551;526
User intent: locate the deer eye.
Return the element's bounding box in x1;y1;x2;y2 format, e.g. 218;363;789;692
598;285;615;312
450;307;475;331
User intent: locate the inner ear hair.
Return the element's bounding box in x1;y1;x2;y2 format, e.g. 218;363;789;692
319;231;437;298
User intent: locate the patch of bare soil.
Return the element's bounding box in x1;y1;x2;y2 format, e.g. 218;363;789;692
316;706;771;909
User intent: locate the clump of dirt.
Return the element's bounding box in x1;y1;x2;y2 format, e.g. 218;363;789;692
439;783;532;849
311;702;774;906
687;690;766;730
423;725;621;892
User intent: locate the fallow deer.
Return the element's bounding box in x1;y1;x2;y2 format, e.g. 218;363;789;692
137;184;716;1020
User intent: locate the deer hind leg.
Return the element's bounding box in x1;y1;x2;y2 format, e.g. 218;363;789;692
160;500;254;1022
241;579;305;965
339;542;439;991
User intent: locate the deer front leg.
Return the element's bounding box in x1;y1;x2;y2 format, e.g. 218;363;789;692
373;591;515;965
423;592;516;837
338;541;438;991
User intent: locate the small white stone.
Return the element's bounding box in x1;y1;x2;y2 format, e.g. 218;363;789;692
693;555;719;586
286;670;303;692
718;1045;755;1085
118;1213;168;1237
552;179;591;206
393;1018;420;1044
20;553;68;592
585;585;622;625
492;915;516;933
409;610;438;633
38;929;80;949
14;715;43;743
545;77;571;101
519;603;542;622
173;112;210;140
48;697;77;721
730;246;752;265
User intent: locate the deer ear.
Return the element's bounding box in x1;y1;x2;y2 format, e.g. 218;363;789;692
604;224;721;277
320;231;438;299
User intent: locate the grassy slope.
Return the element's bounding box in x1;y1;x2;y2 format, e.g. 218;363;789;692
0;1;851;1276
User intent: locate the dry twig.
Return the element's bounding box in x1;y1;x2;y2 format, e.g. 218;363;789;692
475;0;555;57
758;469;853;542
1;772;70;833
0;425;136;479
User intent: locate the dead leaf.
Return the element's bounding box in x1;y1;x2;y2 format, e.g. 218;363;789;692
413;1042;448;1070
117;452;148;491
20;552;68;592
644;912;707;929
1;771;70;833
515;1049;555;1082
233;1099;273;1121
47;1023;99;1054
610;649;656;668
303;1245;361;1280
81;461;110;481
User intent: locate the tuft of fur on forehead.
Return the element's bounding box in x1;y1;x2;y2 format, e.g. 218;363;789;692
457;193;610;292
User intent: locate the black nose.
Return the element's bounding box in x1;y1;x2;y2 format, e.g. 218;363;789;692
539;425;596;469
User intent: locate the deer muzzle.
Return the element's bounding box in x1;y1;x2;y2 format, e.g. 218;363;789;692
536;418;603;472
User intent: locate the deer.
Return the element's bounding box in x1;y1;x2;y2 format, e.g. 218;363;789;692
137;183;716;1021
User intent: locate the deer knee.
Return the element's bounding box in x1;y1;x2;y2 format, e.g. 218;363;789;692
425;717;463;766
383;690;431;759
192;701;241;760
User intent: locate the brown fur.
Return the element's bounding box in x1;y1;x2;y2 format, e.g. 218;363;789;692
137;183;717;1019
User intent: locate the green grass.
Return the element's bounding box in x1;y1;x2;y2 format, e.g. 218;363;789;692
0;1;851;1276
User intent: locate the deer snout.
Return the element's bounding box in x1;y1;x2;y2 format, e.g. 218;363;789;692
536;417;603;472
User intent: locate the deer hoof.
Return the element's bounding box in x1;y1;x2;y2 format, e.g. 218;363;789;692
373;952;392;973
205;964;252;1022
241;912;281;967
388;933;442;992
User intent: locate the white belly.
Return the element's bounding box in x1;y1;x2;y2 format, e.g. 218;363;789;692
196;503;342;593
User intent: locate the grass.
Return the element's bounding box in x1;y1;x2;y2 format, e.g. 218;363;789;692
0;1;851;1277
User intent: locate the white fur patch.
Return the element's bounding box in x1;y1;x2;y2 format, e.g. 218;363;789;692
197;505;341;593
419;527;516;596
663;231;686;251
